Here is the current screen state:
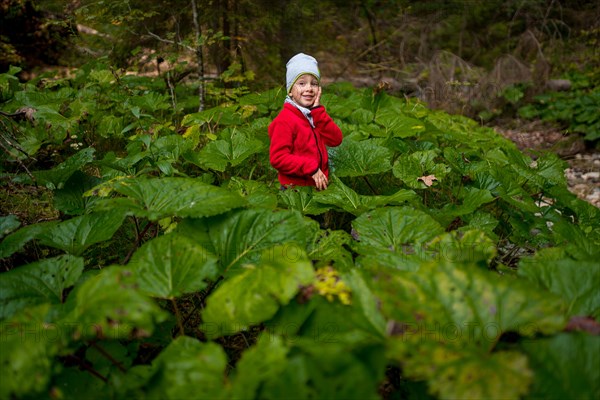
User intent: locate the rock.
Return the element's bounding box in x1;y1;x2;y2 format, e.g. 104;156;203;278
582;172;600;181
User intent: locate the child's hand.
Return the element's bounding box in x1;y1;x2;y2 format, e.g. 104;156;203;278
313;86;322;107
312;168;328;190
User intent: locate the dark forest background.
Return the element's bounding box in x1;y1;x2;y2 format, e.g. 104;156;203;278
1;0;599;132
1;2;598;82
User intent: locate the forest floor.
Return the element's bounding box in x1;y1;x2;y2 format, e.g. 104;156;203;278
494;122;599;208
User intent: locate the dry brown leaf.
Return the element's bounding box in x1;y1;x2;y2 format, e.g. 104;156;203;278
418;174;437;187
16;107;37;122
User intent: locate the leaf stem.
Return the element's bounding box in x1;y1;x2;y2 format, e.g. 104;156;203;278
362;176;378;195
88;341;127;373
123;221;154;264
247;163;257;181
64;354;108;383
171;298;185;337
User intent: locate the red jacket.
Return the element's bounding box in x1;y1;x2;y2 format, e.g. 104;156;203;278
269;103;343;187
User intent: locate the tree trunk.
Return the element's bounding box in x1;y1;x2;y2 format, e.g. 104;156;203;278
190;0;205;111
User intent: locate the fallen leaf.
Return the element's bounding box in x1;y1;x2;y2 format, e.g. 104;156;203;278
418;174;437;187
16;107;37;122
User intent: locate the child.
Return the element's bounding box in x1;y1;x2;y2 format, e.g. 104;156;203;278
269;53;343;190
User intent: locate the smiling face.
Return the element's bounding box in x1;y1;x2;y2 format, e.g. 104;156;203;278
289;74;319;108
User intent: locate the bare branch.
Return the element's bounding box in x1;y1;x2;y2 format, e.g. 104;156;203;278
145;29;194;52
0;135;35;181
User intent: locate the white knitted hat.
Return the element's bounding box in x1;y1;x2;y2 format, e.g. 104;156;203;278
286;53;320;92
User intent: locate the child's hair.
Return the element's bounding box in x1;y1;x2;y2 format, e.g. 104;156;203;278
286;53;321;92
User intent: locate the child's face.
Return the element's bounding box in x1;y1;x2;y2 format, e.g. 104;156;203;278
289;74;319;108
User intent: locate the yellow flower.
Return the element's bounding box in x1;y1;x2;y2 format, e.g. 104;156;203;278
314;267;352;305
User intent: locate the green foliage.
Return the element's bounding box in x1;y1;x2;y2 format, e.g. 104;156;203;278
32;148;96;189
1;65;599;400
191;129;264;172
329;138;393;177
0;255;83;320
521;333;600;399
519;73;600;141
0;214;20;239
177;208;315;274
0;305;60;398
378;259;566;399
89;177;247;220
0;210;126;258
519;256;600;319
201;245;315;339
139;336;228;399
128;233;219;299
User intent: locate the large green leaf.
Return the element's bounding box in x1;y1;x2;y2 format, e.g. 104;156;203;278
129;91;171;112
372;260;567;399
194;130;264;172
424;229;497;267
227;177;278;209
274;338;385;400
33;106;78;134
0;305;60;399
521;333;600;400
352;206;445;250
231;333;384;400
268;273;386;345
375;108;427;138
37;210;127;255
60;266;166;339
372;261;567;347
328;138;393;177
230;334;289;399
307;229;354;269
460;211;500;240
144;336;228;400
358;228;497;272
96;114;124;138
32;148;95;189
343;269;388;337
0;222;57;259
91;177;247;220
128;234;219;299
313;177;416;215
488;164;540;213
0;211;124;258
393;149;451;189
433;187;496;226
182;105;243;126
201;245;315;339
150;134;195;165
387;339;533;400
518;257;600;318
351;206;445;271
278;186;332;215
178;208;316;273
0;214;20;239
0;255;83;321
354;245;424;272
53;171;102;215
551;218;600;261
517;151;569;189
348;108;375;124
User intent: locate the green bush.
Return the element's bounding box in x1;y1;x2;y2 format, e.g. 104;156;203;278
519;72;600;141
1;64;599;400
